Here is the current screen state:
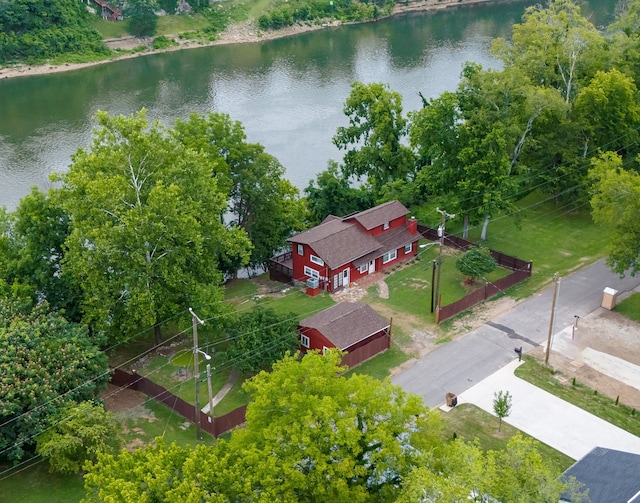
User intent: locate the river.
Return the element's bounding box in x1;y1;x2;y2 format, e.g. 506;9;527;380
0;0;617;211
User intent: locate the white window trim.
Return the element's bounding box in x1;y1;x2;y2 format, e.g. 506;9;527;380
310;254;324;266
383;221;390;230
297;244;304;255
322;346;330;355
300;334;310;348
382;249;397;264
359;263;368;273
404;243;412;254
304;266;320;279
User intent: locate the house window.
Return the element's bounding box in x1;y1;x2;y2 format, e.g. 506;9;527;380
310;255;324;266
304;266;320;279
404;243;412;254
359;263;368;274
300;335;310;348
382;249;397;264
297;244;304;255
383;221;390;230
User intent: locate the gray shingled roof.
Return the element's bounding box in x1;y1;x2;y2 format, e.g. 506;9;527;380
288;219;381;270
561;447;640;503
299;303;390;350
350;200;409;230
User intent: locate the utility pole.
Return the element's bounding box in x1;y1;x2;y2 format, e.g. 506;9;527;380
434;208;455;322
190;307;205;440
206;363;214;424
544;273;560;365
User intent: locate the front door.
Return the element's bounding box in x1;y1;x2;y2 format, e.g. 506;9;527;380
342;268;349;286
368;260;375;274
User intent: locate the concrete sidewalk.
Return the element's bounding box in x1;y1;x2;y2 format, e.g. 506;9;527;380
450;360;640;460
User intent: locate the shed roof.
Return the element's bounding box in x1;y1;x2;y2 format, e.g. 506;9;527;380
561;447;640;503
299;303;389;350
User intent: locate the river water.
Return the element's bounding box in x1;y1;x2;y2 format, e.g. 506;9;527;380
0;0;617;211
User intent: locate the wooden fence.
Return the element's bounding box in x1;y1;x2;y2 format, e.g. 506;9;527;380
110;368;247;438
417;224;532;323
341;332;391;369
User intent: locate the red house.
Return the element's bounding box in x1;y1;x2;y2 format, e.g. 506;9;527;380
286;200;419;292
298;302;391;368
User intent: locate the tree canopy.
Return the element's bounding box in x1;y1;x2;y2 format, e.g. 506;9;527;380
589;152;640;276
58;110;252;344
0;297;108;462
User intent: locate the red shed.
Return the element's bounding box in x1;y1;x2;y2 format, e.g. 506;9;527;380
298;302;391;368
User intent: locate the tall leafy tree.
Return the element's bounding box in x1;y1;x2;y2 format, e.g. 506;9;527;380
0;188;81;321
36;401;122;475
491;0;606;104
200;350;433;502
573;68;640;156
126;0;158;37
58;110;251;345
304;161;375;225
174;112;305;272
334;82;415;195
0;298;108;462
589;151;640;276
225;307;299;374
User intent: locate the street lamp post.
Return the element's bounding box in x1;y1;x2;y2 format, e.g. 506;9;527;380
434;208;455;322
189;307;205;440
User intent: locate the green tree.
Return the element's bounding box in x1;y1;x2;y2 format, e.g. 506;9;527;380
0;0;108;63
573;68;640;156
83;438;193;503
304;161;374;225
493;390;512;432
224;307;299;374
202;350;433;502
0;188;81;321
456;246;497;283
334;82;415;195
589;151;640;276
36;401;122;475
126;0;158;37
0;298;108;462
174;112;305;272
58;110;251;345
491;0;606;103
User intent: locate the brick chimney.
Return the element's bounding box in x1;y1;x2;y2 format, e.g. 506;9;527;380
407;216;418;235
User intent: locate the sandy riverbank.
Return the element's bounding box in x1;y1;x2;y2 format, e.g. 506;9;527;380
0;0;514;80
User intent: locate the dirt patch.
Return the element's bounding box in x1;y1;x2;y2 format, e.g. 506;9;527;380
529;308;640;409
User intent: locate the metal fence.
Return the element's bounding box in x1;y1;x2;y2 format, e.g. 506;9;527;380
110;368;247;438
417;224;532;323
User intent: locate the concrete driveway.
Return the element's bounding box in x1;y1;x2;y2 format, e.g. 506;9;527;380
451;360;640;460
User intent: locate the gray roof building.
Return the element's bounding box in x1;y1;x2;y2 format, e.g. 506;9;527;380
561;447;640;503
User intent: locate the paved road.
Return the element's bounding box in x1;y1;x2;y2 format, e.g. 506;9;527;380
455;360;640;460
392;259;640;408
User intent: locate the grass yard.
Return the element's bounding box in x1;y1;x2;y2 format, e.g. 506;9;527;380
439;403;574;474
515;356;640;437
454;193;610;298
0;458;85;503
615;292;640;323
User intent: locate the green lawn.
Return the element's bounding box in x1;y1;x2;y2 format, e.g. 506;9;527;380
439;403;574;473
615;292;640;323
515;356;640;436
0;457;85;503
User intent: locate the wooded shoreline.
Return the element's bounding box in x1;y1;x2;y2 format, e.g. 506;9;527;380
0;0;522;80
